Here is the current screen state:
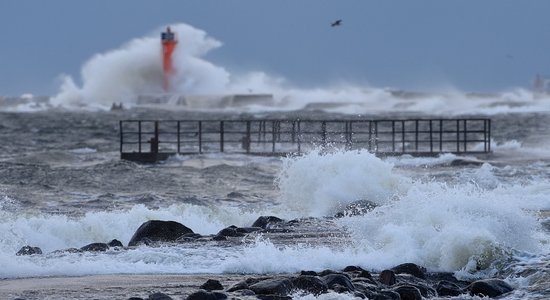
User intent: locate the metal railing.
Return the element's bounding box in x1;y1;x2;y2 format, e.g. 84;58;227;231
120;118;491;161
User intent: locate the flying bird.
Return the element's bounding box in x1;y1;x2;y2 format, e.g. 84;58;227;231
331;19;342;27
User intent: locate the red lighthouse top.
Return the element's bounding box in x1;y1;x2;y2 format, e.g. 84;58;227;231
161;26;176;42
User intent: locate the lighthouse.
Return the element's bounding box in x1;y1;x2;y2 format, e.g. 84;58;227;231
161;26;177;91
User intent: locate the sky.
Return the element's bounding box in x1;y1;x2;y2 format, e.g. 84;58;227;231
1;0;550;96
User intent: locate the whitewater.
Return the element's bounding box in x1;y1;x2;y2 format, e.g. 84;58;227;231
0;23;549;299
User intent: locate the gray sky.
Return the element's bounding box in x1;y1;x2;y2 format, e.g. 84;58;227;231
1;0;550;96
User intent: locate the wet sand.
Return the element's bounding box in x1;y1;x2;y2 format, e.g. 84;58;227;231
0;274;251;300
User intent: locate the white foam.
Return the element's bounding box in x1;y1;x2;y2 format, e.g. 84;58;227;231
275;149;409;218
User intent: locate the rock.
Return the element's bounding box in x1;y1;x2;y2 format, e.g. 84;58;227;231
249;278;294;296
200;279;224;291
227;278;262;292
393;285;422;300
343;265;365;272
321;274;355;292
358;270;374;281
468;279;513;298
212;235;227;241
319;269;348;277
255;295;291;300
80;242;109;252
300;270;318;276
251;216;284;229
376;290;402;300
108;239;124;247
128;297;144;300
234;289;255;296
379;270;396;286
334;200;378;218
16;245;42;256
128;220;194;247
186;290;227;300
236;227;262;234
148;292;173;300
436;280;463;296
391;263;427;279
216;226;245;237
291;275;328;295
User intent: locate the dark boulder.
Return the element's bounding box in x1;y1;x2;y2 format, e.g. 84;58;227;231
249;278;294;296
391;263;426;279
212;235;227;241
358;270;374;281
334;200;377;218
128;297;144;300
321;274;355;292
186;290;227;300
216;226;245;237
319;269;348;277
291;275;328;295
436;280;463;296
251;216;284;229
227;278;262;292
468;279;513;298
16;245;42;256
148;292;173;300
108;239;124;247
300;270;318;276
200;279;224;291
343;265;365;272
80;242;109;252
128;220;194;247
255;295;292;300
393;285;422;300
379;270;396;286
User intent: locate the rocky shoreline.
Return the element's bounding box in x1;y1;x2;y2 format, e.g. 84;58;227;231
13;216;515;299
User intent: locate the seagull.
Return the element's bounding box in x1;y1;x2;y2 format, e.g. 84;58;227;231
331;19;342;27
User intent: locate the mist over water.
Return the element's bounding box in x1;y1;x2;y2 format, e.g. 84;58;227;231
26;23;547;115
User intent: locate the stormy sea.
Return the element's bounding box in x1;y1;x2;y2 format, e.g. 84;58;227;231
1;24;550;299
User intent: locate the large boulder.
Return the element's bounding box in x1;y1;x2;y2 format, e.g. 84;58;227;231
321;274;355;292
148;292;173;300
436;280;463;296
251;216;284;229
249;278;294;296
16;245;42;256
391;263;426;279
128;220;194;247
200;279;224;291
393;285;422;300
468;279;513;298
291;275;328;295
186;290;227;300
379;270;397;286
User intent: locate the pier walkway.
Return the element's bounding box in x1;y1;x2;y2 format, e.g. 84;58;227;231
119;118;491;162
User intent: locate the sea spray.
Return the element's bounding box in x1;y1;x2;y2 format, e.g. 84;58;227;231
275;149;409;218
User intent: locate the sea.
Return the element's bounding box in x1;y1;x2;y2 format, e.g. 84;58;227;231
1;23;550;299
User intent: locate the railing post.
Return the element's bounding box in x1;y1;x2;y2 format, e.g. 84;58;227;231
484;119;488;152
392;120;396;152
272;121;276;153
429;120;433;153
220;121;224;152
463;120;468;152
297;121;301;153
488;119;491;152
177;121;181;154
415;120;419;152
401;120;405;153
150;121;159;154
374;121;379;153
198;121;202;154
439;119;443;152
119;120;123;154
246;121;251;154
456;119;460;152
138;121;142;153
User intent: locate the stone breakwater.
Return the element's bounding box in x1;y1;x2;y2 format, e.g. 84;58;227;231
15;216;515;299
